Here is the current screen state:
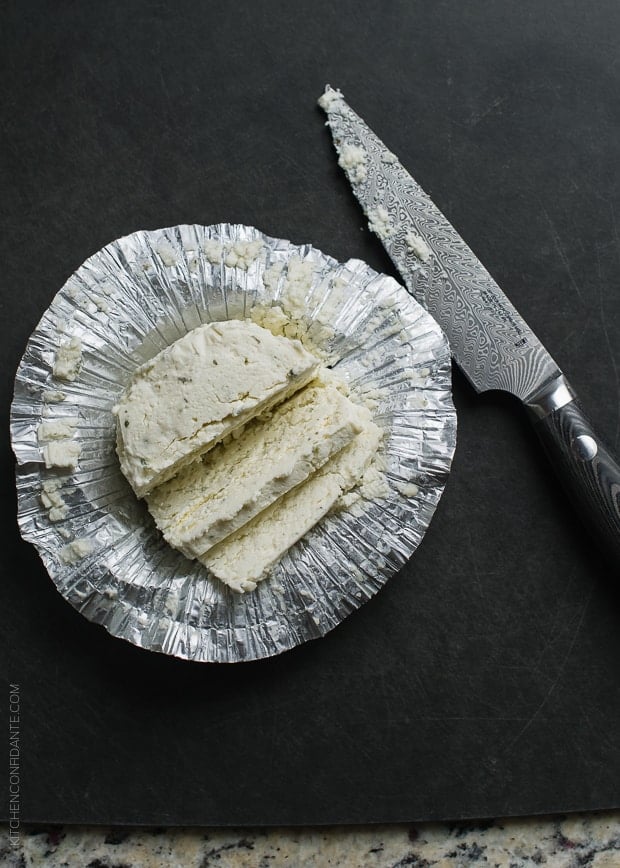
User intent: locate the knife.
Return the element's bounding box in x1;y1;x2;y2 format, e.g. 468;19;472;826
318;85;620;558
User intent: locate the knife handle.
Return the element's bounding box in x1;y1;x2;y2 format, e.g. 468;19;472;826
525;375;620;559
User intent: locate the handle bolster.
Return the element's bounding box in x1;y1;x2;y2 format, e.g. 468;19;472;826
525;374;575;419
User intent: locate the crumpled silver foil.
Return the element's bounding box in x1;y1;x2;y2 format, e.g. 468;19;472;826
10;224;457;662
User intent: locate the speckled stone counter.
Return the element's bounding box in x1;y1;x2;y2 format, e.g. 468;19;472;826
2;812;619;867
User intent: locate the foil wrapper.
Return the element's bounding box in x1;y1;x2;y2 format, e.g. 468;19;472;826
10;224;456;662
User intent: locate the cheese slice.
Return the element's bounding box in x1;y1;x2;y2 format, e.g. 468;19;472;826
201;419;382;593
115;320;319;497
146;380;371;558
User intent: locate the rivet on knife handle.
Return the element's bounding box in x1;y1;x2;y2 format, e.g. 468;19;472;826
319;85;620;559
525;375;620;558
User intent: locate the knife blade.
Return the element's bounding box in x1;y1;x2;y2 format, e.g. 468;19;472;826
319;85;620;558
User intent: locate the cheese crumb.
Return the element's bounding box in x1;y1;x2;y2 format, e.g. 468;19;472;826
202;240;223;264
40;479;68;521
59;538;93;565
250;304;290;336
43;441;81;470
405;232;431;263
396;482;419;498
338;143;367;184
43;390;67;403
156;242;177;267
368;206;394;239
93;295;110;312
280;257;315;320
262;262;284;299
53;337;82;381
37;418;79;443
318;86;344;112
223;240;263;269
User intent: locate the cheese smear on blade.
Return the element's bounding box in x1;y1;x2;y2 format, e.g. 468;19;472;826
147;379;371;558
201;419;382;593
115;321;319;497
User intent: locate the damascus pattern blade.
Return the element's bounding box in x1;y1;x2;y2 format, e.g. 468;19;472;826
320;86;561;401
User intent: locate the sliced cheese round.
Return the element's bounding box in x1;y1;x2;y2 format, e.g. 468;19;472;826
115;320;319;497
146;379;371;558
201;418;382;593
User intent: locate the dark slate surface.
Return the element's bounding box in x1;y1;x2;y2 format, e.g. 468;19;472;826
1;0;619;825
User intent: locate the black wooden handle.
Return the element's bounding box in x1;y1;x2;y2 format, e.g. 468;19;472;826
531;397;620;559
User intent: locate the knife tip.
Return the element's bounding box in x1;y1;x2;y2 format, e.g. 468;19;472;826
317;84;345;114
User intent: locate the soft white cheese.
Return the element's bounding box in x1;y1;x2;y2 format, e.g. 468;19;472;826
405;231;432;263
318;86;345;112
250;304;291;337
147;380;371;558
202;240;223;264
252;269;355;361
198;238;264;269
368;206;394;239
40;479;68;521
43;441;81;470
92;294;110;312
37;418;79;443
53;337;82;381
281;257;315;320
201;418;382;592
223;239;263;269
261;261;284;298
156;241;177;267
396;482;419;498
115;320;320;497
338;143;367;184
42;390;67;403
59;538;93;564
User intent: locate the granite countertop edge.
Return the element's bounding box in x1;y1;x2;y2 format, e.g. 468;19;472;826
2;811;620;866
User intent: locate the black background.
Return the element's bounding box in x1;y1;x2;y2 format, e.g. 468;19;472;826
2;0;619;825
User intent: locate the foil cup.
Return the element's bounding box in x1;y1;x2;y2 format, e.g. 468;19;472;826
10;224;457;662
